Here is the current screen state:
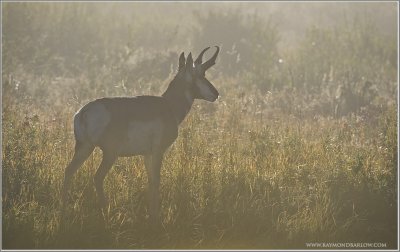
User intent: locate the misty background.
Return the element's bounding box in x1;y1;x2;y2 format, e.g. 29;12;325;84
3;2;397;119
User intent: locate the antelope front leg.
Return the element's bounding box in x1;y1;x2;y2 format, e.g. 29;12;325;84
144;151;164;226
94;151;117;208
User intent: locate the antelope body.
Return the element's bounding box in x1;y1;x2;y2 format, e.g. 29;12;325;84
62;46;220;224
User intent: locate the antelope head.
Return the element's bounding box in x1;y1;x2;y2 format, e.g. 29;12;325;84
178;46;220;102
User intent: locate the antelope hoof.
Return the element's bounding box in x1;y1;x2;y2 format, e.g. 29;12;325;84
61;189;72;206
149;217;163;232
61;191;68;204
98;197;109;209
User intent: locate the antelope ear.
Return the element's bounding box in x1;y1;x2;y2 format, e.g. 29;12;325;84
186;53;193;69
178;52;185;71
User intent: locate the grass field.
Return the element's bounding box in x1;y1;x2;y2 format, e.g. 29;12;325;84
2;2;398;249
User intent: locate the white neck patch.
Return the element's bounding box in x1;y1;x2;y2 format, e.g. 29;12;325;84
184;90;194;104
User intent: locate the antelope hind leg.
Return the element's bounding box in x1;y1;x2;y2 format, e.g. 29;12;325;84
62;141;94;203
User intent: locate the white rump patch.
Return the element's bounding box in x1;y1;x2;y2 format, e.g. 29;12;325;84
79;102;111;143
74;109;86;142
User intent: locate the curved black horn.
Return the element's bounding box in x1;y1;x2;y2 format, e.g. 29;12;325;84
194;47;210;66
201;46;220;70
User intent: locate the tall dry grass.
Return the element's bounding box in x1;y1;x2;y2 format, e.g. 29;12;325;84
2;2;397;249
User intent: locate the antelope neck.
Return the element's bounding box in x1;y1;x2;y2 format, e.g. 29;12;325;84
162;77;194;124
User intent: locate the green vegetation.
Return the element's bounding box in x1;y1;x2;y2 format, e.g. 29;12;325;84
2;2;397;249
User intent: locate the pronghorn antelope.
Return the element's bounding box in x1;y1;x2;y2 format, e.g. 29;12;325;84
62;46;220;224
